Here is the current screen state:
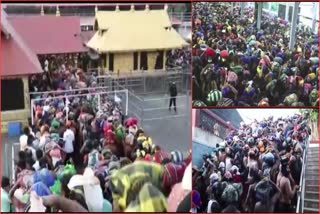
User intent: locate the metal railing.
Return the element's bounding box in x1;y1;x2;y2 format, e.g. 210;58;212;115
296;135;311;213
3;142;20;181
93;67;191;96
106;76;190;126
127;91;189;124
5;8;191;23
30;89;129;124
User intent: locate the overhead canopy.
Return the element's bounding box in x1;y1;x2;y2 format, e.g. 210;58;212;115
8;15;86;55
1;10;43;77
87;9;188;53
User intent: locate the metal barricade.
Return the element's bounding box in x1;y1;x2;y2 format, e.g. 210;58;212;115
96;68;192;126
97;68;191;95
126;92;190;126
3;142;20;181
30;89;129;124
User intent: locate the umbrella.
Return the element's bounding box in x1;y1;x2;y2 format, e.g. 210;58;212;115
220;50;229;58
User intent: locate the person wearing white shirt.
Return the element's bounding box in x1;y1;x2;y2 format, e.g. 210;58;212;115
19;127;30;151
63;123;75;163
39;126;50;150
24;135;37;162
32;149;44;171
44;59;49;72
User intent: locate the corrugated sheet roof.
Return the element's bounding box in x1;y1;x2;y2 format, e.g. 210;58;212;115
8;15;86;55
87;9;188;53
1;10;43;76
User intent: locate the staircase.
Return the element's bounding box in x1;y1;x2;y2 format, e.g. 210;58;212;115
303;146;319;213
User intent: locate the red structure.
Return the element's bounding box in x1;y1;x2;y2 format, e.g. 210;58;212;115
8;15;86;55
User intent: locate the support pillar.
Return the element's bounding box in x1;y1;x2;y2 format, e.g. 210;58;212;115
138;52;141;71
311;2;317;33
285;3;290;21
56;5;60;17
230;3;233;16
289;2;299;50
240;2;245;17
106;54;109;73
162;51;166;70
40;5;44;16
22;77;30;110
257;3;262;30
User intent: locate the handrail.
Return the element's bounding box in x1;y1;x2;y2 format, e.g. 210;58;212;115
29;86;111;96
5;10;191;21
296;134;310;213
31;89;128;102
91;67;184;78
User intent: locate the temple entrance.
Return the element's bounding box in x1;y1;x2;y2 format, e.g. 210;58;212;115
108;53;114;72
155;51;164;69
140;51;148;70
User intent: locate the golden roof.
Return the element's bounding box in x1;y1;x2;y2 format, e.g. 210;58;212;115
87;9;188;53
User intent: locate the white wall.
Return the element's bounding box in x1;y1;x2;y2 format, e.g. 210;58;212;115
193;127;223;148
192;127;224;167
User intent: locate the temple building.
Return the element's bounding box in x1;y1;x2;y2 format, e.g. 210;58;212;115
86;4;188;74
1;10;43;133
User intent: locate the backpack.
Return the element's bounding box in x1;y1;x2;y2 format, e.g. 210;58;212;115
88;150;99;168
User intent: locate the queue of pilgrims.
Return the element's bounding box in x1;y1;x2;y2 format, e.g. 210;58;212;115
192;3;318;107
1;50;192;212
192;112;312;213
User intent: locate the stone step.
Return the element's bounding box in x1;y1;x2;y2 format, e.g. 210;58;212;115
306;165;319;169
307;164;320;167
308;156;319;159
304;207;319;213
306;168;319;172
307;159;319;163
306;191;319;195
305;191;319;200
306;173;319;176
305;180;319;185
304;198;319;209
308;150;319;152
307;152;319;156
304;176;319;182
305;185;319;191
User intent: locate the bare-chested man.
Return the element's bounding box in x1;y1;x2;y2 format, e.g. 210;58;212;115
276;164;299;212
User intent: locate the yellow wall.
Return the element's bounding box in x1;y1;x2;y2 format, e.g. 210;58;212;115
107;50;166;74
147;52;158;71
1;76;30;133
114;52;133;73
